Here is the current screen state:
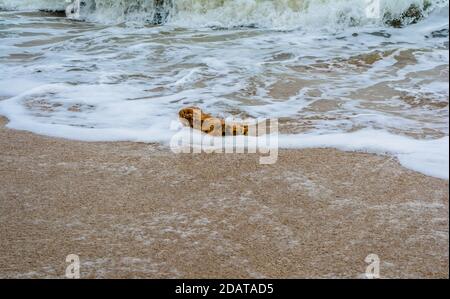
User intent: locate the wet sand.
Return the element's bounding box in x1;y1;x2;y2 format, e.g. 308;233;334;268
0;116;448;278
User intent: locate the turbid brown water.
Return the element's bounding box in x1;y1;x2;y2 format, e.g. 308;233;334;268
0;116;448;278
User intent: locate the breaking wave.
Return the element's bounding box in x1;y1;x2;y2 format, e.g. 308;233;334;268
0;0;448;29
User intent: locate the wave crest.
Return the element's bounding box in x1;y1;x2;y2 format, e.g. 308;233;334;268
0;0;448;29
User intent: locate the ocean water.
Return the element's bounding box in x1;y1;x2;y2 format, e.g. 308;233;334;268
0;0;448;178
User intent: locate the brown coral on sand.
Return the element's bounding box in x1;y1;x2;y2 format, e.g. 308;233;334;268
179;107;249;136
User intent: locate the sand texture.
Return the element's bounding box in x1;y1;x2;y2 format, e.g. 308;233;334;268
0;117;448;278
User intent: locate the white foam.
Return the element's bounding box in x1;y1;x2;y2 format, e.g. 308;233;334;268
278;130;449;180
3;91;447;178
0;0;66;11
0;78;44;97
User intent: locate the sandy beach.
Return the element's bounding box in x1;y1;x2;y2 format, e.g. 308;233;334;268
0;116;448;278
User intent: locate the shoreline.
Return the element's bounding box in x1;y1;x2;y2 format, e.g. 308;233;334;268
0;116;448;278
